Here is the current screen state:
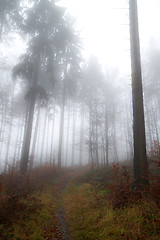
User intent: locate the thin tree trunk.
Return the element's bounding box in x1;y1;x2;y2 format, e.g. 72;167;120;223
50;104;56;164
0;105;7;158
105;105;109;167
17;114;25;163
65;105;70;167
40;107;48;165
5;83;15;172
46;113;50;164
13;116;22;167
79;103;85;166
71;102;76;166
30;103;41;168
58;84;66;168
95;100;99;167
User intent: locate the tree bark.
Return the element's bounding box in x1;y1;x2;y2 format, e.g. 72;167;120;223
40;107;48;165
79;103;85;166
129;0;149;187
65;105;70;167
58;84;66;168
30;102;41;168
20;54;40;175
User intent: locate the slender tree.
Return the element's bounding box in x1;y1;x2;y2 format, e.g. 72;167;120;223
129;0;149;187
13;0;80;174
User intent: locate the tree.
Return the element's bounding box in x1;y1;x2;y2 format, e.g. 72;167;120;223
129;0;149;187
13;0;81;174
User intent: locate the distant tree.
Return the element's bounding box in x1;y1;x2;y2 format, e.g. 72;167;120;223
81;56;104;168
57;30;82;168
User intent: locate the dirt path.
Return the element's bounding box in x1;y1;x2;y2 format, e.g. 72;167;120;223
55;168;89;240
55;173;73;240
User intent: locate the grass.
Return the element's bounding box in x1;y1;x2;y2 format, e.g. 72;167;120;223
0;163;160;239
0;185;61;240
62;177;160;240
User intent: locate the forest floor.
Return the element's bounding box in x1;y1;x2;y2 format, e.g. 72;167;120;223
0;165;160;239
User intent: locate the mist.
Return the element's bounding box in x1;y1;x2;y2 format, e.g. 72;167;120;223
1;0;160;239
0;0;159;171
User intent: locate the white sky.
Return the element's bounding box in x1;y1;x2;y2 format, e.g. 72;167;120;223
58;0;160;74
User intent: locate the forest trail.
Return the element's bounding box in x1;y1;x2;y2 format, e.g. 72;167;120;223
55;168;89;240
55;173;72;240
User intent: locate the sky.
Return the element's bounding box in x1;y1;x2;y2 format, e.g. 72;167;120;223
58;0;160;75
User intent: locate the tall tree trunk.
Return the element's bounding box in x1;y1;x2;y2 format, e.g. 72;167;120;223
0;103;7;159
79;103;85;166
5;83;15;172
88;102;94;169
17;114;25;163
129;0;149;187
105;104;109;167
112;108;118;162
30;102;41;168
65;105;70;166
58;84;66;168
50;104;56;164
46;113;50;164
20;54;40;175
13;115;22;167
40;107;48;165
71;102;76;166
145;102;153;150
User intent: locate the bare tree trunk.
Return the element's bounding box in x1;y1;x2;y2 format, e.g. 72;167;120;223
46;113;50;164
0;104;7;158
58;85;66;168
88;102;94;169
71;103;76;166
79;103;85;166
35;112;42;166
30;102;41;168
20;54;40;174
151;101;159;144
13;116;22;167
105;104;109;167
129;0;149;187
50;104;56;164
17;114;25;163
65;105;70;166
5;83;15;172
145;102;153;150
40;107;48;165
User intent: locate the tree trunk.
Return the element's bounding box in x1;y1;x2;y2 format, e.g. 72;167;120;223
30;102;41;168
40;107;48;165
50;104;56;164
13;115;22;167
16;114;24;162
58;84;66;168
71;102;76;166
5;83;15;172
129;0;149;187
20;54;40;175
65;105;70;167
79;103;85;166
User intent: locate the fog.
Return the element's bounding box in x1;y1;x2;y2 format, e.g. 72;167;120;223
0;0;160;172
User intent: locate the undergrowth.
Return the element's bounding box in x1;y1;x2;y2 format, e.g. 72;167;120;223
63;181;160;240
63;151;160;240
0;164;62;239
